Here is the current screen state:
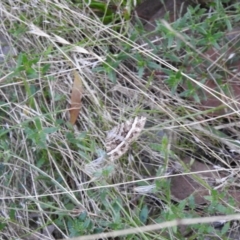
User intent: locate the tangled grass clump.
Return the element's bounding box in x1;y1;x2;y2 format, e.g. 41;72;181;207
1;0;240;239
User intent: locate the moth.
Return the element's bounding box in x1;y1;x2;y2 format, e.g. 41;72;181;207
106;116;146;161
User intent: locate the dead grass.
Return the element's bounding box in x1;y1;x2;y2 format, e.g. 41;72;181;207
1;0;240;239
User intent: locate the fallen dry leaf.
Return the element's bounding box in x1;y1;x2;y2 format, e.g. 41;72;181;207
139;0;192;32
134;0;163;22
170;157;219;204
170;157;240;206
69;70;83;125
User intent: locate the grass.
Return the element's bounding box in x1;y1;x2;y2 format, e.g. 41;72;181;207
1;0;240;239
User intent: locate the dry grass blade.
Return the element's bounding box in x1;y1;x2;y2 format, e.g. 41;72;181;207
69;70;83;125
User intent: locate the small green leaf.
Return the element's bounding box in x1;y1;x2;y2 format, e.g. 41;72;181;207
43;127;58;134
9;207;16;220
149;143;162;152
139;205;148;224
41;64;51;74
221;222;230;235
79;212;87;221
